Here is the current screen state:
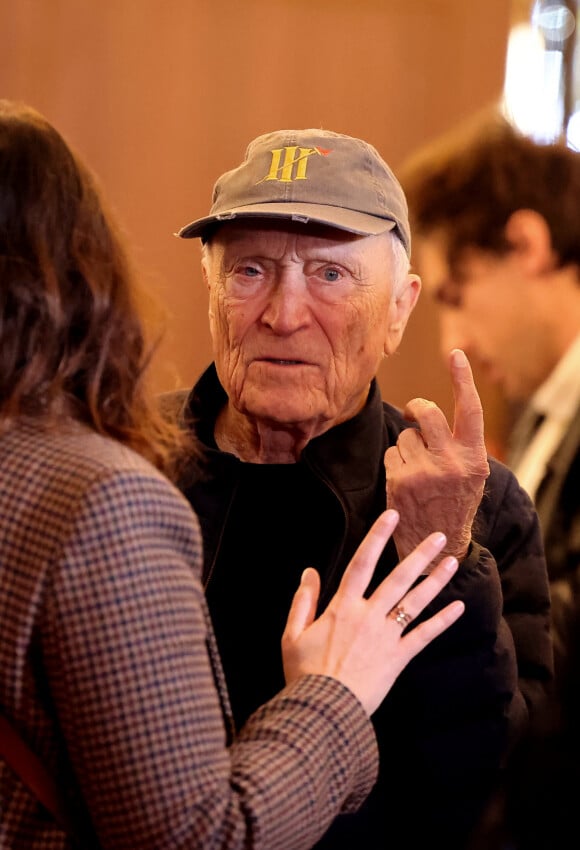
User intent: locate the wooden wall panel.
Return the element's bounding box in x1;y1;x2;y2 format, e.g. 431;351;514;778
2;0;511;450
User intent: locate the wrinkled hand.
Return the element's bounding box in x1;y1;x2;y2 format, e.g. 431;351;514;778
384;349;489;567
282;509;465;716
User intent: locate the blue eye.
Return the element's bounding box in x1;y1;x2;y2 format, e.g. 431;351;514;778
323;268;340;282
242;265;260;277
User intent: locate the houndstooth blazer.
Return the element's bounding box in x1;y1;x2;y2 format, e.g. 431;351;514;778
0;419;377;849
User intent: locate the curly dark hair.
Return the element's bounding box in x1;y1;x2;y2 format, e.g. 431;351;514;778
0;99;196;478
399;105;580;277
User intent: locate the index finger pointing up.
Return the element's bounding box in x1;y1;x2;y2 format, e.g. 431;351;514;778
449;349;485;447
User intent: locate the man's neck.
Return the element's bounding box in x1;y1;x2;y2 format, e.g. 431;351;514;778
214;404;317;464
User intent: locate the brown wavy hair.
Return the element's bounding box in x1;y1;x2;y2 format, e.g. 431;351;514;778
0;99;196;478
399;105;580;278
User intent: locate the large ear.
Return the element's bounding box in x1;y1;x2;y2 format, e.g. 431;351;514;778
504;209;556;274
384;273;421;356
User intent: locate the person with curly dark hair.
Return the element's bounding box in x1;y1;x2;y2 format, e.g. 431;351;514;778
400;107;580;849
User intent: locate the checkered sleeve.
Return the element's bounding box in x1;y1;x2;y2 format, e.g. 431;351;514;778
40;467;377;849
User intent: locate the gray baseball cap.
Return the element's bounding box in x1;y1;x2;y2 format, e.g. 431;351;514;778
177;128;411;256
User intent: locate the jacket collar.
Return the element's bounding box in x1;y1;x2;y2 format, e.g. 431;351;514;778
186;362;388;494
185;364;402;603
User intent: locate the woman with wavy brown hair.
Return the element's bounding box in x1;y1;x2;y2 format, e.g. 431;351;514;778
0;100;464;850
0;99;188;474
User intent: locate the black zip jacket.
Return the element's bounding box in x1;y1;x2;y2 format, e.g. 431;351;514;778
167;363;553;850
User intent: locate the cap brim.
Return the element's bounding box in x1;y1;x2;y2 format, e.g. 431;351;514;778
177;202;398;240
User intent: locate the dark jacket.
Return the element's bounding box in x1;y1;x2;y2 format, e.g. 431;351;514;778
476;403;580;850
535;403;580;683
166;364;553;850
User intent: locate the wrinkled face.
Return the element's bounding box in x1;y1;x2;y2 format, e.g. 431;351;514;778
417;233;553;402
202;221;419;432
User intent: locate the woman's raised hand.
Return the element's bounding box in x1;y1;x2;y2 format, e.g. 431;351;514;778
282;509;464;716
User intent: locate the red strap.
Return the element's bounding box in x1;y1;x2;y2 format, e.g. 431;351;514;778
0;713;75;835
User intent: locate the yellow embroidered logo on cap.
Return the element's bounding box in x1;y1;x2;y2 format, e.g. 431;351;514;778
259;146;332;184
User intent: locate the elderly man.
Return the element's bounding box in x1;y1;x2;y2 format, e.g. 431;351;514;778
400;111;580;849
169;129;552;850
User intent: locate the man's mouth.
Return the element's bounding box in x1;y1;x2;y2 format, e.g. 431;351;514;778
260;358;308;366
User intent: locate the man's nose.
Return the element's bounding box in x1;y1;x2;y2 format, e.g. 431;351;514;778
261;272;311;332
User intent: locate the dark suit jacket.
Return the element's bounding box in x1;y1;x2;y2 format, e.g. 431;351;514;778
478;404;580;850
534;403;580;683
